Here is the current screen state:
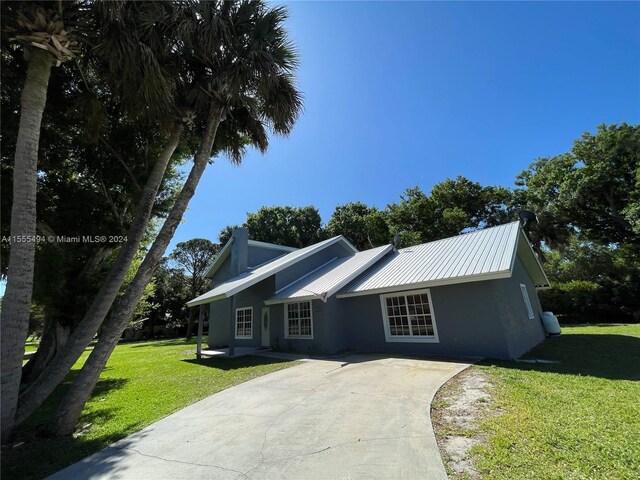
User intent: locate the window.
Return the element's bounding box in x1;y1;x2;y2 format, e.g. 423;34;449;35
285;301;313;339
520;284;535;319
380;289;439;343
235;307;253;339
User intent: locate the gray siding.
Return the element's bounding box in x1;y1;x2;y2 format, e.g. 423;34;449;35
231;277;275;348
341;281;512;359
206;242;545;360
268;300;337;354
210;257;233;288
208;277;274;348
492;256;545;358
209;298;231;347
274;243;351;291
248;246;288;267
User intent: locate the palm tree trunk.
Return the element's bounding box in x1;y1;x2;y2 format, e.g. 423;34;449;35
20;318;70;387
1;48;53;443
21;246;114;387
49;104;224;436
14;122;184;427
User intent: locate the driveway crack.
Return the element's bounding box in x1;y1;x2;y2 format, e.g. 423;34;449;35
115;446;248;479
244;375;333;478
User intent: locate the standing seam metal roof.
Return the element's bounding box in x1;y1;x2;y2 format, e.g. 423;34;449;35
339;222;522;296
266;245;393;303
187;236;355;307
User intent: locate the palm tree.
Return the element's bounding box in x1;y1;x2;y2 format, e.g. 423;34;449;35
47;0;303;436
13;0;194;429
0;2;78;442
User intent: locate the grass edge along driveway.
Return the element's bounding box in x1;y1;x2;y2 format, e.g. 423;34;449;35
436;324;640;480
2;339;299;480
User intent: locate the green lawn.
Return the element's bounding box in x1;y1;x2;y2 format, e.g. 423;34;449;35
2;339;298;480
474;324;640;479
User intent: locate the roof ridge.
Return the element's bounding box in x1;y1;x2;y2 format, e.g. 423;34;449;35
399;222;519;252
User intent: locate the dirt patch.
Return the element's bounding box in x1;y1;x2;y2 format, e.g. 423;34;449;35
431;366;495;479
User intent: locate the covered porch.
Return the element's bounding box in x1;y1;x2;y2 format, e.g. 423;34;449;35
193;301;270;358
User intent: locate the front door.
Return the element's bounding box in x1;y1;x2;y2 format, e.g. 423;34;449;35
261;307;270;347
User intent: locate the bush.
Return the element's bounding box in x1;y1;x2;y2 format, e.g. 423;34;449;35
539;281;632;323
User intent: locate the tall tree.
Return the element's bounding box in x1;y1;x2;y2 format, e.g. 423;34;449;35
146;261;191;336
218;224;238;246
170;238;218;339
245;206;323;247
514;123;640;321
326;202;389;250
514;123;640;252
387;177;512;247
0;35;190;386
43;0;303;436
13;0;194;434
0;1;78;442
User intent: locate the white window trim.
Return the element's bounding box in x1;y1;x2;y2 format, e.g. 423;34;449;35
520;284;535;319
235;306;253;339
379;289;439;343
284;301;314;340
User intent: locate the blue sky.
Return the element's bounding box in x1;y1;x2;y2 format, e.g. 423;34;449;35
1;2;637;297
168;1;639;252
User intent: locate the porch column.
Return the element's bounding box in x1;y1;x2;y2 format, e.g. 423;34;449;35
228;295;237;357
196;304;205;359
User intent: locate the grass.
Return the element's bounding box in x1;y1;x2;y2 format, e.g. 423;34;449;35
2;339;298;480
472;324;640;480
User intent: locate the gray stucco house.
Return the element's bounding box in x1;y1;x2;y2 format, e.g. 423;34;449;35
187;222;550;359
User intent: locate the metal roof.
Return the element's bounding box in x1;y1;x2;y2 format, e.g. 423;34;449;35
265;245;393;304
187;236;357;307
338;222;545;297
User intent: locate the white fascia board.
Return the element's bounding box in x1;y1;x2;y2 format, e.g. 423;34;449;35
266;245;393;305
248;239;298;252
198;236;348;306
186;292;227;308
338;236;359;253
189;236;350;308
324;244;394;298
264;295;315;306
508;225;520;273
273;257;338;295
517;230;551;287
204;238;233;278
336;270;513;299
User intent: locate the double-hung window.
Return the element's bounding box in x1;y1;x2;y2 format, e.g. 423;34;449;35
285;301;313;339
380;289;439;343
235;307;253;339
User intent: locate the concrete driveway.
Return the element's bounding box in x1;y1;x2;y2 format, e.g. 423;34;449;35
48;355;469;480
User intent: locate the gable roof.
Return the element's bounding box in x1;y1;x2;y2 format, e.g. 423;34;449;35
265;244;393;305
337;222;549;298
204;237;234;279
204;239;297;278
187;236;357;307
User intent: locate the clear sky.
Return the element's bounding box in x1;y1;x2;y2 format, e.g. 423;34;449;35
0;2;637;297
168;1;639;251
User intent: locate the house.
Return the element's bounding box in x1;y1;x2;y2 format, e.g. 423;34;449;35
187;222;550;359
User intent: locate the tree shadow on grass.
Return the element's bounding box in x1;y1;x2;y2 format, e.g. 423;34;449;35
1;420;147;480
125;338;198;348
3;377;131;480
485;333;640;381
182;354;293;371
